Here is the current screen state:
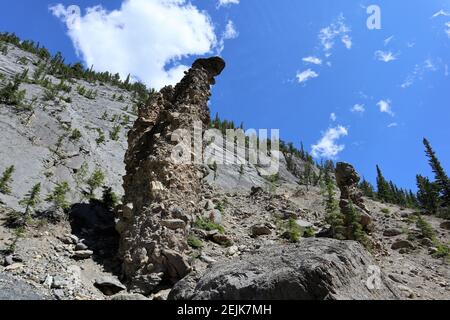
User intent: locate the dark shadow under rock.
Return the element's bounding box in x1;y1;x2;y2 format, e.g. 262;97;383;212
69;200;121;275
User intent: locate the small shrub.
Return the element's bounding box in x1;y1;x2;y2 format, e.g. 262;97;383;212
110;125;121;141
406;214;419;225
215;200;226;214
84;89;97;100
74;162;88;189
70;128;82;141
20;96;38;112
303;227;316;238
96;129;106;145
18;183;41;225
32;63;46;83
416;216;436;241
86;169;105;198
77;85;86;96
43;87;58;101
187;235;204;249
433;244;449;261
122;114;130;125
0;76;26;105
195;217;225;234
282;218;301;243
0;165;15;195
18;68;29;82
0;44;8;55
110;114;119;122
381;208;390;214
56;79;71;93
45;181;71;210
16;56;28;65
264;174;280;184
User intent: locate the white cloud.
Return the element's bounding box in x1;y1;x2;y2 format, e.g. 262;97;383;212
384;35;394;46
50;0;220;90
351;104;365;113
302;56;322;65
296;69;319;84
223;20;238;39
424;59;437;71
431;10;450;18
318;14;352;53
311;126;348;159
387;122;398;128
377;99;394;116
330;113;337;122
217;20;239;54
375;50;398;62
217;0;240;8
341;35;352;49
401;77;414;88
401;59;439;88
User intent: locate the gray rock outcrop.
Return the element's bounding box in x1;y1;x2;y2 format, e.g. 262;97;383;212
169;238;399;300
0;272;48;300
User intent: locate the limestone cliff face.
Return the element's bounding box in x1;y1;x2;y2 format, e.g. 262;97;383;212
116;57;225;294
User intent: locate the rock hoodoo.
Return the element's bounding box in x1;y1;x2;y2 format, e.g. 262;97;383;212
116;57;225;294
335;162;373;231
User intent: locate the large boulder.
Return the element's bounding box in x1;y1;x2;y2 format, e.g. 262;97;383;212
0;273;48;300
169;238;400;300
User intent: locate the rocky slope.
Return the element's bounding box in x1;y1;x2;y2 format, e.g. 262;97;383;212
0;42;135;211
0;41;448;300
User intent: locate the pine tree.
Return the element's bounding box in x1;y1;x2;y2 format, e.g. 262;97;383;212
323;172;345;239
423;138;450;206
344;201;370;248
212;112;220;129
359;178;375;198
301;161;313;191
0;165;15;195
101;187;118;210
0;75;25;105
87;169;105;198
376;165;390;202
45;182;71;210
299;142;305;160
19;183;41;224
416;175;440;214
407;190;419;208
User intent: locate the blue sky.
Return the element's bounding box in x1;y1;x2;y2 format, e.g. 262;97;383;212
1;0;450;190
